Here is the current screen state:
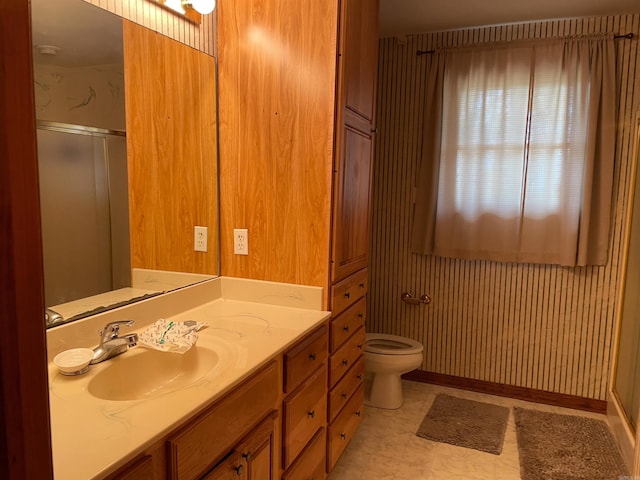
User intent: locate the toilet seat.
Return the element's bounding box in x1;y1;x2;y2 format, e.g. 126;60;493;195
365;333;423;355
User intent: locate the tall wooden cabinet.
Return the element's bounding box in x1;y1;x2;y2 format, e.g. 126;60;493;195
327;0;379;472
331;0;379;284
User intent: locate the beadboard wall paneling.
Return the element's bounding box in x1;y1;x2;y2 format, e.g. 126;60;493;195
369;14;640;401
83;0;216;56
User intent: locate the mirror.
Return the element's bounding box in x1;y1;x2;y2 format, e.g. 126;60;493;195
31;0;220;327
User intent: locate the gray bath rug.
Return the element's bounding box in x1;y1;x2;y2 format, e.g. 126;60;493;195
416;394;510;455
514;407;629;480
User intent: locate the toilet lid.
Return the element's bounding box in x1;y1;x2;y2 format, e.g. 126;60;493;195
365;333;423;355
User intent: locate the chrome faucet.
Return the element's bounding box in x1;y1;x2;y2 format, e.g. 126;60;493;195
90;320;138;365
45;308;64;327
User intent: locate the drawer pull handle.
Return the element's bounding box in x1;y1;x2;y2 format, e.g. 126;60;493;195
358;313;364;319
342;359;349;366
233;465;243;476
308;410;315;418
309;353;317;361
344;292;351;299
356;374;362;380
341;392;347;399
340;433;347;440
356;410;361;417
242;452;252;461
357;344;363;350
343;325;350;332
359;282;365;288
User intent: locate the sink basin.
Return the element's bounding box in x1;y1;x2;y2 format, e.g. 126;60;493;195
87;346;219;401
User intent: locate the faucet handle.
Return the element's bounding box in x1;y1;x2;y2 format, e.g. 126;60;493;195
99;320;134;340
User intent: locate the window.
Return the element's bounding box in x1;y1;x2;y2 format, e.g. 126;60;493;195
412;38;616;266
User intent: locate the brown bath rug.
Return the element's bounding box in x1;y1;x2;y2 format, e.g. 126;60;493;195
416;394;510;455
514;407;629;480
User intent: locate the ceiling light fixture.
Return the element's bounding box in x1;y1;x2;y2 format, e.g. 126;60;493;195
162;0;216;16
185;0;216;15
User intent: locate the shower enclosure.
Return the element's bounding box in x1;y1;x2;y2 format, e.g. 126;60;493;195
36;121;130;308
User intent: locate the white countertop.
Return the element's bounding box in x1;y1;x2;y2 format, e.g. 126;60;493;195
47;278;329;480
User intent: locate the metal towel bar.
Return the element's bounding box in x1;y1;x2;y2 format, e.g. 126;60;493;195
401;292;431;305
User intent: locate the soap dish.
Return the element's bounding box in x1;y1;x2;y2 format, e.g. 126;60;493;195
54;348;93;376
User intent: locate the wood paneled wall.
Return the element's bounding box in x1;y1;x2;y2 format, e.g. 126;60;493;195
83;0;216;56
124;20;219;275
369;14;640;401
217;0;338;295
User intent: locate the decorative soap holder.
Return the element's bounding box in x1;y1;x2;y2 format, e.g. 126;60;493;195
53;348;94;376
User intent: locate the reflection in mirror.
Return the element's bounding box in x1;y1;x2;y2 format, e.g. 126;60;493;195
31;0;219;327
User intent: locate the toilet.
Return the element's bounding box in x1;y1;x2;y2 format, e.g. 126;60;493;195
364;333;424;409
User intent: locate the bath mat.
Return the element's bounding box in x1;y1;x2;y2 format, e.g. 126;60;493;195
416;394;510;454
514;407;629;480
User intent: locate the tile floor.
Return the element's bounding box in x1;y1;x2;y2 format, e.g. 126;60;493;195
329;380;609;480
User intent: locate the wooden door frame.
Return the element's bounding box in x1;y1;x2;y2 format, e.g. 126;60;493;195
0;0;54;478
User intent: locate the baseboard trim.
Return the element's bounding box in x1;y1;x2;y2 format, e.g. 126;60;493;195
402;370;607;414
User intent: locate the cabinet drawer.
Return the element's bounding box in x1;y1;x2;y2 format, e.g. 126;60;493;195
330;297;366;353
330;268;368;315
167;362;279;480
328;326;365;387
283;325;328;394
328;356;364;423
282;365;327;470
282;427;326;480
328;384;364;471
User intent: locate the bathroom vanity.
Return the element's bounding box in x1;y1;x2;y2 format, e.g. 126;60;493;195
46;278;331;480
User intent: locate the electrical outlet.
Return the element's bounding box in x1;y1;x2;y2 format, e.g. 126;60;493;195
234;228;248;255
194;226;208;252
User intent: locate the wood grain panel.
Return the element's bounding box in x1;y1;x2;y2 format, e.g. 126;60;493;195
0;0;53;477
369;14;640;401
340;0;379;123
331;122;374;281
124;20;219;275
217;0;337;292
83;0;217;56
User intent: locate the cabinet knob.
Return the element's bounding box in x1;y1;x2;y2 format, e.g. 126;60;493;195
343;325;350;332
358;312;364;319
356;374;362;381
340;433;347;440
341;393;347;399
242;451;252;461
308;410;315;418
309;352;317;361
342;359;349;366
359;282;365;288
356;410;361;417
233;464;243;476
344;292;351;299
357;344;363;350
370;128;377;134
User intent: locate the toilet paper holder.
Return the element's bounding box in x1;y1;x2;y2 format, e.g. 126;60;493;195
401;292;431;305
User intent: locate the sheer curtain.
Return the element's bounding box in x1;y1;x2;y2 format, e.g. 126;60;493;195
411;36;616;266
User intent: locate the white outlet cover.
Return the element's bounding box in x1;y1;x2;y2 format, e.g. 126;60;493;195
194;226;208;252
234;228;248;255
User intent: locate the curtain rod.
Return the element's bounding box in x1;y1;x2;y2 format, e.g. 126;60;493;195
416;32;635;56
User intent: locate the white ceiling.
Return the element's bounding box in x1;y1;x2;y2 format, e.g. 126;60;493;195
379;0;640;37
31;0;123;67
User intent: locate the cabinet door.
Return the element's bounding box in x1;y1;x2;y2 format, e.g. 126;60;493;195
202;413;276;480
202;453;245;480
331;124;374;282
238;414;275;480
339;0;379;124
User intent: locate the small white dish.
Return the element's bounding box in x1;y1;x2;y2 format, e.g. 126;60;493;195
54;348;94;376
